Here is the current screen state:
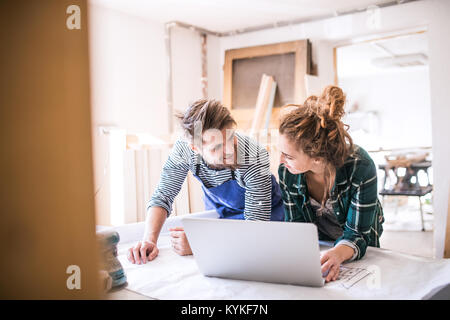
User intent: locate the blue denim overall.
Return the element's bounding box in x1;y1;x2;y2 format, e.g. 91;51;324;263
194;163;285;221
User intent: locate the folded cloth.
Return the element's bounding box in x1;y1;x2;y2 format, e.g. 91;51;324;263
97;230;127;288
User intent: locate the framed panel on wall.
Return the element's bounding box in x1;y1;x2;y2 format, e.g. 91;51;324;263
223;40;312;130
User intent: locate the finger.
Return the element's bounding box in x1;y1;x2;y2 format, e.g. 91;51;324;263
170;231;183;238
327;264;339;282
140;246;148;264
132;245;141;265
320;252;329;265
332;265;340;281
321;260;333;275
148;247;159;261
169;227;184;232
127;248;135;264
326;268;335;282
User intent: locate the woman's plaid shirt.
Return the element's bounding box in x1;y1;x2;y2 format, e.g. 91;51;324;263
278;145;385;261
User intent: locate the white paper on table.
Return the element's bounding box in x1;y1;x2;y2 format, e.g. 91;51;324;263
336;266;372;289
97;210;219;244
110;213;450;300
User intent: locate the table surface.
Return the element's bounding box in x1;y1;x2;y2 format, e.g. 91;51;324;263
103;213;450;300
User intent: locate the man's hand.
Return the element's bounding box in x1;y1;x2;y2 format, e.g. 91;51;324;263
320;245;355;282
169;227;192;256
127;240;159;264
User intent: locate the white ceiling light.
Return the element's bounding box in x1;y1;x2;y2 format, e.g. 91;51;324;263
371;53;428;68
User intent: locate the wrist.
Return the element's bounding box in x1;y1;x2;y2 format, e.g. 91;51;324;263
143;233;157;244
334;244;355;263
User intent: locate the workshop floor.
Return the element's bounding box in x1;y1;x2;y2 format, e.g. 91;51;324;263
380;196;435;258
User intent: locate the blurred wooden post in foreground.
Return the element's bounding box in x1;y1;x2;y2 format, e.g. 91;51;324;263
0;0;102;298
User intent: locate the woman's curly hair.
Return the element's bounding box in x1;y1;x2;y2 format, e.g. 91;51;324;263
279;85;353;206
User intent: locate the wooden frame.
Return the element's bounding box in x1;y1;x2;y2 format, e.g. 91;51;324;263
223;40;310;130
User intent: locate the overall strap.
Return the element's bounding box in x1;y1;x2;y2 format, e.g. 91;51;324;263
195;162;200;177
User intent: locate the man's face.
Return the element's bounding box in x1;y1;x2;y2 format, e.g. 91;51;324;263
191;126;237;169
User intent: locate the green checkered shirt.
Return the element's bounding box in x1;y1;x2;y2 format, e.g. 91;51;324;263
278;145;385;261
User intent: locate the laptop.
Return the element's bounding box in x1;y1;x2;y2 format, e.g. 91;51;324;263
182;217;325;287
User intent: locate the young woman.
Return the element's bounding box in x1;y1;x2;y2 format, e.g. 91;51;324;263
278;85;384;283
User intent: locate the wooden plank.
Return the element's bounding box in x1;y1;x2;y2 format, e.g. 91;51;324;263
333;47;338;86
264;81;277;130
250;74;271;136
223;53;233;108
444;186;450;258
225;40;307;61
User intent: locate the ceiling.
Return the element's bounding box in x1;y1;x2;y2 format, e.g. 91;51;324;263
89;0;407;33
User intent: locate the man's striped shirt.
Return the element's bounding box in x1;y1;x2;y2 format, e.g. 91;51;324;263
147;132;273;220
278;145;385;261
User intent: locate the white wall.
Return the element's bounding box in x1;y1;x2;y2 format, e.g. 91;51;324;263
170;26;202;119
339;68;432;150
88;4;168;135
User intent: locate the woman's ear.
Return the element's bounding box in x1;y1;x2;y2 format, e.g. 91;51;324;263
312;157;322;165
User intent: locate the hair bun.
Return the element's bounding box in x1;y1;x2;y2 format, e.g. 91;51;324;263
320;85;346;121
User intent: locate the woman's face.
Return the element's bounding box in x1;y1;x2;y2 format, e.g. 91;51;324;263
279;134;316;175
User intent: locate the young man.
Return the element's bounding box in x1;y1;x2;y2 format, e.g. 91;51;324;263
128;99;284;264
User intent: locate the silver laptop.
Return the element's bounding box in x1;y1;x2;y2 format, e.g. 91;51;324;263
182;217;325;287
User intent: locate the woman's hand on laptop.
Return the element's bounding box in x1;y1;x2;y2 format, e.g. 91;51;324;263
127;240;159;264
169;227;192;256
320;245;355;282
